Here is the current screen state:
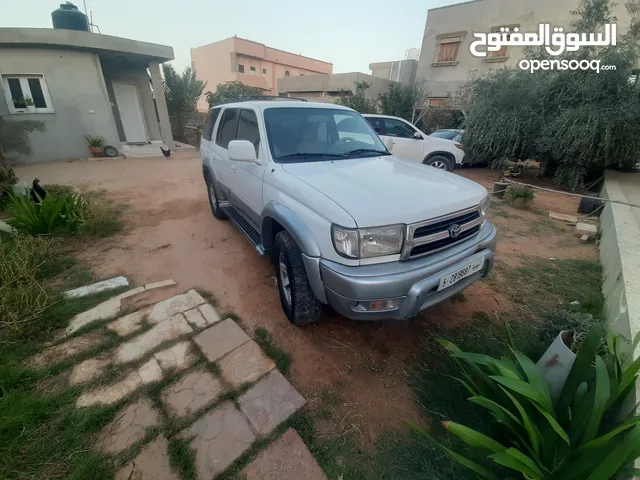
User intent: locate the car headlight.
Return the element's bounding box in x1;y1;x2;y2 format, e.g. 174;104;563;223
479;195;490;225
332;224;405;259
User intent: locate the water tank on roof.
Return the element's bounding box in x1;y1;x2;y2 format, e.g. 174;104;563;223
52;2;89;32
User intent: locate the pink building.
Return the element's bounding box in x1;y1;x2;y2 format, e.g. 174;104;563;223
191;36;333;111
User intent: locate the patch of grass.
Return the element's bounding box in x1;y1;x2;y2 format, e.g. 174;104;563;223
43;184;74;196
254;326;292;375
168;438;197;480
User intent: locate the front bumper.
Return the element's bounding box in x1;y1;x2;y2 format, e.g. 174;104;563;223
318;221;497;320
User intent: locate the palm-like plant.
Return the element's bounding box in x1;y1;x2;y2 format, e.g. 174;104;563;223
162;64;206;143
412;326;640;479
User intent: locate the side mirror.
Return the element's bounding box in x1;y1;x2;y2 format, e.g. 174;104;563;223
413;132;423;140
383;137;394;151
228;140;259;163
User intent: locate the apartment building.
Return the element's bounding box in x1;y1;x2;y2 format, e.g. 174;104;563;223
190;36;332;111
416;0;631;105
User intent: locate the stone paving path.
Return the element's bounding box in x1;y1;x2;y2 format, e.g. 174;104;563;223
32;287;325;479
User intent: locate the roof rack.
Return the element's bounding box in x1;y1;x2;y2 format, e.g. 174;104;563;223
211;95;308;107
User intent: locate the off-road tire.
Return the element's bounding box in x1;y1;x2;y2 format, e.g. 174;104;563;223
205;175;227;220
274;231;323;325
424;154;454;172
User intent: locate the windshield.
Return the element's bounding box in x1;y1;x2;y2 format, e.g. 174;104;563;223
430;131;458;140
264;107;389;162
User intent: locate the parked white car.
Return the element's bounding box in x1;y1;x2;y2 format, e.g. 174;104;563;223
363;114;465;171
201;99;495;325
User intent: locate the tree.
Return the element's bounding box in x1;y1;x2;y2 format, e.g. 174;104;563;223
206;81;264;108
378;81;429;124
162;64;206;142
462;0;640;188
0;117;44;166
335;81;378;114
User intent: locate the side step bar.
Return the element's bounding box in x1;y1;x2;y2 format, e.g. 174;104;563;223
220;204;265;255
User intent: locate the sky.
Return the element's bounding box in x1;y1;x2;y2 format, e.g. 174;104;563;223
2;0;461;74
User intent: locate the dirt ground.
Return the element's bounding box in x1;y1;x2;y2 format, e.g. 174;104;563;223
14;154;598;446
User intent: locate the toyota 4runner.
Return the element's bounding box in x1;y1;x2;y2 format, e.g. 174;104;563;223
201;99;496;325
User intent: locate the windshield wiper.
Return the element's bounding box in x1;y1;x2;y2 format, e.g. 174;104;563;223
340;149;390;157
277;152;345;162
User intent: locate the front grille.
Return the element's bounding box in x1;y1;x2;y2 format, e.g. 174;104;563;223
413;210;479;238
409;225;480;257
401;207;482;260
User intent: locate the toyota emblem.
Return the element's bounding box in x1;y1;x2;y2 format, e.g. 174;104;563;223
449;224;462;238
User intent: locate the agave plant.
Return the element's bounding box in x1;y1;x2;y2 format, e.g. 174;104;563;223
8;192;88;235
412;326;640;480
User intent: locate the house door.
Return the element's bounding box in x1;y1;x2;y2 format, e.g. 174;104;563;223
112;82;147;143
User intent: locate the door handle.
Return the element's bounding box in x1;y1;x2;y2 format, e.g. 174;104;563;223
230;164;236;173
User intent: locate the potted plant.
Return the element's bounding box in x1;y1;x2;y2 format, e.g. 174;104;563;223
507;185;535;208
83;134;105;158
15;96;35;113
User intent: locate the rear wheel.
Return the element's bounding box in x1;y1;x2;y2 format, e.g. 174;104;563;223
205;175;227;220
274;231;323;325
424;155;454;171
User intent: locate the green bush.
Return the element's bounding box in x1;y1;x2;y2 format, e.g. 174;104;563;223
0;166;18;193
507;186;535;200
413;326;640;480
8;192;88;235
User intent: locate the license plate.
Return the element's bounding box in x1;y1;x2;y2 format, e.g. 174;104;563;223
438;257;485;291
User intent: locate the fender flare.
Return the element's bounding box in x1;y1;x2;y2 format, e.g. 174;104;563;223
260;202;322;258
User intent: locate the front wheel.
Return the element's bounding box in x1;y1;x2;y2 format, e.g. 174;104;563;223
205;175;227;220
274;231;323;326
424;155;454;172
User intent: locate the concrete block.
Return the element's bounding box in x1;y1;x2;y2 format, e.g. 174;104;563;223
138;358;163;384
219;340;275;388
114;314;192;364
238;370;306;435
154;341;196;372
161;370;224;418
193;319;250;362
180;402;255;478
107;309;149;337
575;222;598;236
29;332;106;367
579;234;591;244
66;298;121;335
199;304;221;325
69;355;112;385
549;212;578;223
145;279;177;290
184;307;208;328
241;428;327;480
147;289;206;324
115;436;180;480
76;371;142;407
63;276;129;299
98;398;160;454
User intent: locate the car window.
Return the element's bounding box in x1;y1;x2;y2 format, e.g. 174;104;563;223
365;117;384;135
383;118;416;139
236;109;260;155
215;108;238;149
263;107;387;161
430;131;458;140
202;108;221;141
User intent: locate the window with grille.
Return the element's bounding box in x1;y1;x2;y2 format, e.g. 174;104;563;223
434;33;465;65
2;74;54;114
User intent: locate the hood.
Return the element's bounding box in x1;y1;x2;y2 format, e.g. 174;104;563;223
281;156;487;227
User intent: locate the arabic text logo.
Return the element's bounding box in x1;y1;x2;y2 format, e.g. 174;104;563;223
469;23;617;58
